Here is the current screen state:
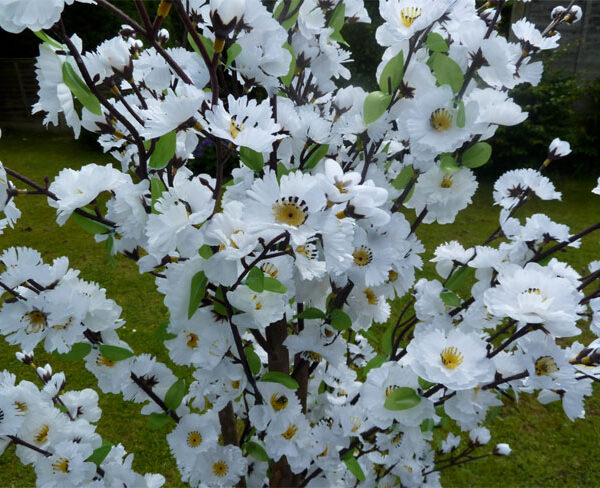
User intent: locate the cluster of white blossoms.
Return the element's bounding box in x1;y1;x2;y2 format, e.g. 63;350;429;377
0;0;597;486
0;354;164;487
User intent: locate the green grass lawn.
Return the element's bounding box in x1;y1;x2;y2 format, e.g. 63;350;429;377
0;129;599;487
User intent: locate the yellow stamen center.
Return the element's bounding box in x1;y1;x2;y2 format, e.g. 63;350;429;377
385;385;399;397
52;458;69;473
231;380;240;390
281;424;299;440
14;401;27;413
187;431;202;447
96;355;115;367
430;108;453;132
353;246;373;267
186;333;199;349
535;356;559;376
350;416;361;433
400;7;423;27
305;350;323;362
334;180;349;194
261;263;279;278
212;460;229;477
270;393;288;411
34;424;50;445
24;311;47;334
440;174;454;188
273;197;308;227
363;288;378;305
440;346;464;370
230;118;243;139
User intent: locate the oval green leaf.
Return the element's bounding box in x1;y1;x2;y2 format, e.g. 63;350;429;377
188;270;208;319
384;386;421;411
164;379;186;411
98;344;134;361
462;142;492;168
149;131;177;170
379;50;405;94
244;346;262;376
331;309;352;331
62;62;102;116
260;371;299;390
364;91;392;125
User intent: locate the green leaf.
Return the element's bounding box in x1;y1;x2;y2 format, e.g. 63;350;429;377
456;99;466;128
263;276;287;294
381;323;395;356
363;91;392;125
198;245;213;259
277;162;291;182
445;266;474;291
87;440;113;466
98;345;134;361
244;441;270;462
54;342;91;361
331;309;352;331
260;371;299;390
149;131;177;170
304;144;329;170
362;353;386;379
71;212;112;235
328;2;345;33
62;62;102;116
154;321;176;341
187;32;213;59
281;43;296;87
418;377;437;390
244;346;262;376
440;291;462;308
226;43;242;68
105;234;115;268
343;456;366;482
34;31;63;49
428;52;464;93
421;418;435;433
391;164;413;190
213;287;229;317
384;387;421;411
245;267;265;293
439;153;460;173
378;50;405;94
239;147;264;173
274;0;301;30
295;307;326;320
150;177;165;214
188;271;208;319
461;142;492;169
426;32;449;53
164;379;186;411
329;29;348;46
147;412;171;430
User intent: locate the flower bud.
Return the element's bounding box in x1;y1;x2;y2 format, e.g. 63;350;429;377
210;0;246;46
157;28;170;44
210;0;246;26
493;443;511;456
15;350;34;364
548;137;571;161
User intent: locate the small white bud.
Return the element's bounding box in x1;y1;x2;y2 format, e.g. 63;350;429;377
494;443;511;456
210;0;246;25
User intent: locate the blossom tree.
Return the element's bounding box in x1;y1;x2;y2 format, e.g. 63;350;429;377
0;0;597;486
